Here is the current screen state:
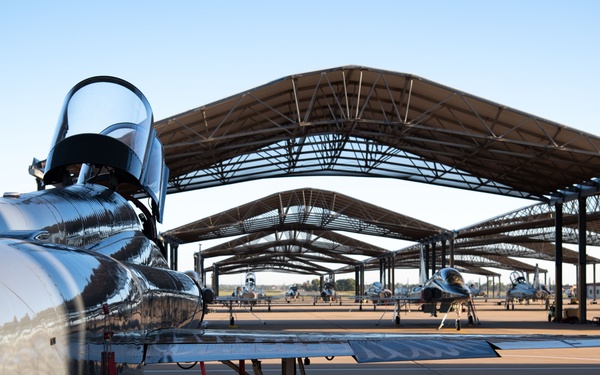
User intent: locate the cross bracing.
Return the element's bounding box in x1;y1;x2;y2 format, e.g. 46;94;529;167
155;66;600;202
343;251;502;277
164;187;600;279
196;229;391;276
211;259;335;276
162;188;445;244
158;66;600;281
457;196;600;246
196;230;391;259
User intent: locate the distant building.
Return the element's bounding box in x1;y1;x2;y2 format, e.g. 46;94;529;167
566;284;600;299
587;283;600;299
563;285;575;298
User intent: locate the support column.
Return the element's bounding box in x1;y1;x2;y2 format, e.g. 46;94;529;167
390;255;396;291
441;239;447;269
168;242;178;271
355;266;360;298
554;202;563;322
578;197;587;323
449;237;455;268
594;263;597;304
213;264;220;297
360;264;365;296
194;245;205;287
425;244;430;279
431;242;437;275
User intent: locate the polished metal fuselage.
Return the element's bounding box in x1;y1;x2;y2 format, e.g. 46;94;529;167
507;282;549;300
0;184;203;374
415;268;472;304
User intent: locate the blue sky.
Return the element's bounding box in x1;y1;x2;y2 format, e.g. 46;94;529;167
1;1;599;287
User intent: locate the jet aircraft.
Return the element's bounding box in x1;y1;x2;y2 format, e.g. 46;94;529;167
354;268;480;330
231;271;267;300
311;280;338;305
284;284;302;302
505;265;551;310
467;281;486;297
2;76;599;374
411;267;481;330
366;281;393;299
355;281;394;309
215;271;272;326
355;250;480;330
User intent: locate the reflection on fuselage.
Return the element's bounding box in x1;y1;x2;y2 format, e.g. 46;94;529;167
0;184;203;373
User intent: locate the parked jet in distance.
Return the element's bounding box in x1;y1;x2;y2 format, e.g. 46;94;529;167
2;75;598;374
360;268;480;330
414;268;481;330
231;271;266;300
357;281;394;309
284;284;302;302
505;265;550;310
467;280;486;297
215;271;272;325
305;280;340;305
319;281;337;303
367;281;393;299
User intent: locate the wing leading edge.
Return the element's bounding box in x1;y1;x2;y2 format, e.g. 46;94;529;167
138;330;600;364
146;340;500;363
142;330;600;364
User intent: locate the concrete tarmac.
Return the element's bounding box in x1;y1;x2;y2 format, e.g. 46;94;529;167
145;298;600;374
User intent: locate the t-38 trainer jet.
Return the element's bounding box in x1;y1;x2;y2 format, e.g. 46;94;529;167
215;271;273;326
505;264;551;310
1;76;597;374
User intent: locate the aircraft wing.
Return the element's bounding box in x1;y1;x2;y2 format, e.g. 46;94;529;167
214;296;275;304
141;329;600;364
142;329;498;363
351;295;421;304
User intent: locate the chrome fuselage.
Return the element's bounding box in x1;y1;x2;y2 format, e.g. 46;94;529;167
0;181;203;374
417;268;472;304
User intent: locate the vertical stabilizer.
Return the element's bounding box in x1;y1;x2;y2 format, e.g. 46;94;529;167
533;263;540;289
419;244;427;285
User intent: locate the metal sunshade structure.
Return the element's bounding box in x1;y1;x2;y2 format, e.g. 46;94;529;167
457;197;600;245
162;188;447;279
162;187;446;243
155;65;600;202
157;66;600;321
163;188;600;282
202;230;388;276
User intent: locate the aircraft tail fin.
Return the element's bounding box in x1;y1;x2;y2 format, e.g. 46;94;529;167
419;244;427;285
532;264;540;289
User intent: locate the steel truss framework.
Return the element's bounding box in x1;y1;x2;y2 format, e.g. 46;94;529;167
162;188;445;243
458;197;600;245
163;188;446;276
155;66;600;202
157;66;600;283
337;197;600;282
163;189;600;283
203;230;386;276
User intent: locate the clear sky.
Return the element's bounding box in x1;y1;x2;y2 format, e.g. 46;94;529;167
1;1;599;288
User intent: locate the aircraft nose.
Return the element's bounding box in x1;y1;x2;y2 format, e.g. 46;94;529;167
455;284;471;296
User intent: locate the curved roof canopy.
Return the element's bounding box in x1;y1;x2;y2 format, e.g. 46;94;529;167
155;65;600;202
163;188;600;278
163;187;448;276
158;66;600;279
202;230;391;276
162;187;446;244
